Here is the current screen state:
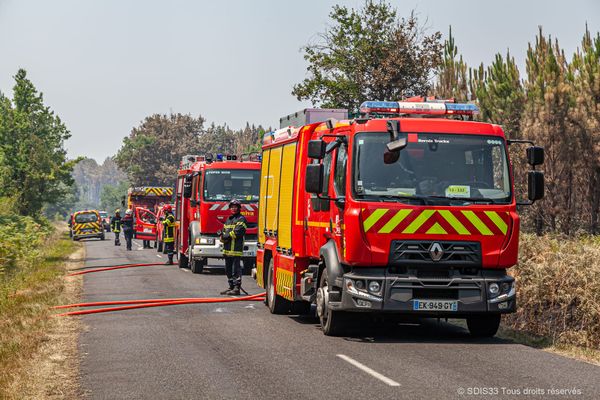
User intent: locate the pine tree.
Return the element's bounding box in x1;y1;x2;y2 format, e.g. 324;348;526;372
435;26;469;100
569;26;600;233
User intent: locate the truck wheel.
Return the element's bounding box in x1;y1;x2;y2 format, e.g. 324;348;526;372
178;253;189;269
467;314;501;337
266;259;290;314
242;259;255;276
191;257;204;274
157;241;163;252
317;269;348;336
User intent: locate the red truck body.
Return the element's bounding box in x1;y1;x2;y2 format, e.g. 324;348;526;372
256;100;543;336
175;155;261;273
125;187;173;242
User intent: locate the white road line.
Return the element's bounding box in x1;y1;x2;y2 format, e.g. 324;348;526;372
156;254;163;258
336;354;400;387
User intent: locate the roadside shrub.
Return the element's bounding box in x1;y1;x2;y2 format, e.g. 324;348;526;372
505;234;600;349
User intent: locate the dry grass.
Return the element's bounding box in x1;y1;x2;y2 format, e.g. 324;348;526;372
0;225;83;399
502;233;600;355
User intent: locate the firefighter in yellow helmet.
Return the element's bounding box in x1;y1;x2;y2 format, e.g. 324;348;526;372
110;209;122;246
162;204;176;265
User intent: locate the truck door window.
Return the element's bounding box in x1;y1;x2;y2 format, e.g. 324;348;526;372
334;144;347;197
322;151;332;196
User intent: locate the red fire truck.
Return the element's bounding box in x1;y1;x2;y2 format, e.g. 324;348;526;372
256;99;544;337
175;154;261;273
124;186;174;244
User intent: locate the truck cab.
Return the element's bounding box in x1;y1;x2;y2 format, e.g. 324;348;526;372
176;154;261;274
257;99;544;337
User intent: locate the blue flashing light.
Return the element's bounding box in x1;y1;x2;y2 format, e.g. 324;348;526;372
359;101;399;110
445;103;479;113
216;153;224;161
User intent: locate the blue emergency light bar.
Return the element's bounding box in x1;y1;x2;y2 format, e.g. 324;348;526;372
359;100;479;117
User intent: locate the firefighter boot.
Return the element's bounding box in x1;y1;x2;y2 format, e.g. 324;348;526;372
165;255;174;265
226;287;241;296
220;287;234;295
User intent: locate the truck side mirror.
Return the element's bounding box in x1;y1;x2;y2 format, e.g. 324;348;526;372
308;140;326;159
526;146;544;166
305;164;324;193
528;171;544;201
183;174;193;198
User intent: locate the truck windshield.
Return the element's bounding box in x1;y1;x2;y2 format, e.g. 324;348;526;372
203;169;260;202
353;132;511;204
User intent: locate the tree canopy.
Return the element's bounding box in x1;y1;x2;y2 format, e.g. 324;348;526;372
292;0;442;111
0;69;77;216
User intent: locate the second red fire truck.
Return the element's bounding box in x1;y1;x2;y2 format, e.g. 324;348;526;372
175;153;261;273
255;99;544;337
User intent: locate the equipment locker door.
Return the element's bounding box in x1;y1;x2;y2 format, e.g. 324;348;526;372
134;207;157;240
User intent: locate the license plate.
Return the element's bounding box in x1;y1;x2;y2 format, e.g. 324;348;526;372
413;300;458;312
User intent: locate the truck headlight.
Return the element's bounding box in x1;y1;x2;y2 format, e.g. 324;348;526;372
199;237;215;245
368;281;381;294
489;282;500;296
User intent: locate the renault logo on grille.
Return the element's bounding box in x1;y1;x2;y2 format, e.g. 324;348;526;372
429;242;444;262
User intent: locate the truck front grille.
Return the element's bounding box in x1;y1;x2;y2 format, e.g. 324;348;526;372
389;240;481;267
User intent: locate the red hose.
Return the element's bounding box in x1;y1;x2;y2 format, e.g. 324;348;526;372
54;292;266;309
67;262;167;276
57;293;266;316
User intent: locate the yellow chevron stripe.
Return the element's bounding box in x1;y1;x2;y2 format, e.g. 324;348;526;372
426;222;447;234
438;210;470;235
378;209;412;233
462;211;493;235
363;209;388;232
402;210;435;234
485;211;508;235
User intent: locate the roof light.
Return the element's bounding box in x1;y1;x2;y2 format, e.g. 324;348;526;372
359;101;400;115
445;103;479;115
216;153;223;161
359;99;479;117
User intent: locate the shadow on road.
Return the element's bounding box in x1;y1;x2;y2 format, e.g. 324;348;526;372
289;314;514;345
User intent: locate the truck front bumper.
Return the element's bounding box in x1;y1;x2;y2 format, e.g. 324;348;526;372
191;240;258;259
331;269;516;316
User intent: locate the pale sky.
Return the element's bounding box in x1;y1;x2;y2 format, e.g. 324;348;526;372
1;0;598;161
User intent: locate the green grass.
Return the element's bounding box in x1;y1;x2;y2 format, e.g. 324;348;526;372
0;228;80;398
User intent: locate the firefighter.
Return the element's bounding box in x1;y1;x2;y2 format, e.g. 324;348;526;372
110;209;122;246
162;204;176;265
219;199;247;295
122;209;134;251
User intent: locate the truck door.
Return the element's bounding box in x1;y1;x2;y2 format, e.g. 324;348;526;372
307;146;335;255
331;142;348;259
135;207;157;240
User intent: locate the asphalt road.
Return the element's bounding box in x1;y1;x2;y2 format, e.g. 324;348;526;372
78;234;600;400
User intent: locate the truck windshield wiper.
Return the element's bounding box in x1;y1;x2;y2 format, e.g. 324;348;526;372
422;195;499;204
377;195;428;205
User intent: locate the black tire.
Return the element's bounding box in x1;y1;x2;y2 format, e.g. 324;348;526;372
242;259;255;276
191;257;204;274
100;234;105;240
178;253;189;269
317;269;348;336
266;258;290;314
467;314;501;337
157;241;163;252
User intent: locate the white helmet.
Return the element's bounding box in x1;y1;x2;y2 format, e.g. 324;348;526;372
125;209;133;215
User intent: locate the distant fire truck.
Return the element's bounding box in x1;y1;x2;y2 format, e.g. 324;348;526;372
175;154;261;273
256;99;544;336
124;186;174;243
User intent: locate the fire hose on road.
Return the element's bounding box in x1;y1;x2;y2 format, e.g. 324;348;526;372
59;262;265;316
